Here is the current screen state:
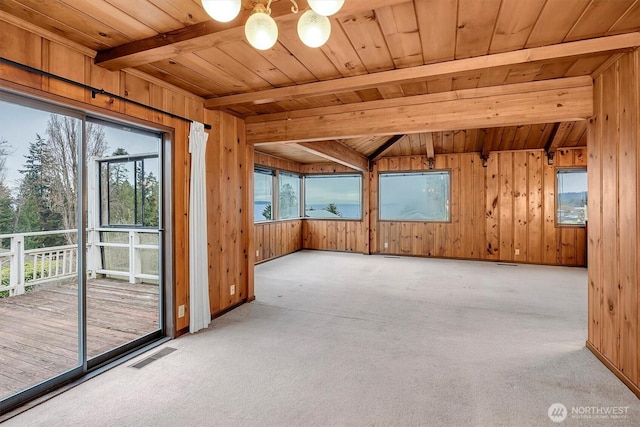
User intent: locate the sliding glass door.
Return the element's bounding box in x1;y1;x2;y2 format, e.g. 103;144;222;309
86;120;162;362
0;93;166;411
0;98;82;401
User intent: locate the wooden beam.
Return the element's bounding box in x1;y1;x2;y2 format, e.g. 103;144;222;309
205;33;640;109
481;128;496;167
424;133;435;169
289;141;369;172
246;78;594;144
95;0;408;70
368;135;405;162
247;77;591;124
545;122;573;164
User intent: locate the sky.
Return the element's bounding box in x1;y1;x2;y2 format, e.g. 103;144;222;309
0;99;160;194
558;169;587;193
305;175;361;205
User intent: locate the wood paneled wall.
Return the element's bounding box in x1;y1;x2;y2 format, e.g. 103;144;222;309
371;148;587;266
205;110;252;313
253;151;303;263
301;163;370;254
255;220;303;263
0;20;251;335
255;151;302;173
587;50;640;398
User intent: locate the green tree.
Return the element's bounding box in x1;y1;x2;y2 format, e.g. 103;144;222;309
0;139;14;238
106;148;135;225
324;203;341;217
262;203;272;220
141;169;159;227
14;134;64;248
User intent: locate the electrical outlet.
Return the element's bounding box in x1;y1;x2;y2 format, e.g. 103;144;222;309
256;249;259;257
384;242;388;248
515;248;520;255
230;285;236;295
178;305;185;318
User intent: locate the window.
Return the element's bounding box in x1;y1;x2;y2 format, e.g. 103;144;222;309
379;171;450;221
304;175;362;219
557;168;587;226
254;169;273;222
278;173;301;219
100;155;159;227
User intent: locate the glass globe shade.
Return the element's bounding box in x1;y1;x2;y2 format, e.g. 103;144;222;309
307;0;345;16
297;10;331;48
201;0;241;23
245;9;278;50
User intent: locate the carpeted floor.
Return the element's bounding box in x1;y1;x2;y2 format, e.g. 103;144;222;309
3;251;639;426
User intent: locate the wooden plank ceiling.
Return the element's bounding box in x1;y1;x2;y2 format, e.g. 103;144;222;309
1;0;639;164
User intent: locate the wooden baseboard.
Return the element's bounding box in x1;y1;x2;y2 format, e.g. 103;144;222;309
586;340;640;399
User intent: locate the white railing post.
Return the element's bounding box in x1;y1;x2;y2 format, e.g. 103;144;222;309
129;230;141;284
10;235;25;296
87;229;101;280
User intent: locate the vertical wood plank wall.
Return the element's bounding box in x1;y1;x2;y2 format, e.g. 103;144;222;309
253;152;304;263
253;149;587;266
301;163;370;254
587;50;640;397
205;110;252;314
0;21;252;335
372;149;587;265
255;220;303;263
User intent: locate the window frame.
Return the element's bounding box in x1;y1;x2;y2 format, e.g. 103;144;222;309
555;166;587;228
378;169;452;223
303;173;363;221
277;171;303;220
98;153;160;229
253;167;276;223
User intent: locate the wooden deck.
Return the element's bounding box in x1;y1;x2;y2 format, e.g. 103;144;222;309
0;278;159;400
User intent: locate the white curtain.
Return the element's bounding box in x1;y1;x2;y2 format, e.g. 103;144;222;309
189;121;210;333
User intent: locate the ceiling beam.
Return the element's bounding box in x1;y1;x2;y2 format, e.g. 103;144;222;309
289;141;369;172
247;76;591;124
205;33;640;109
545;122;573;164
246;78;593;144
424;133;435;169
95;0;408;70
481;128;498;167
368;135;405;163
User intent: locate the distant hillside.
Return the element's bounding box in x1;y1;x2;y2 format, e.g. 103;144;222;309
558;191;587;207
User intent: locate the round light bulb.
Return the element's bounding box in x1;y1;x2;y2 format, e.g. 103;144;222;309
307;0;345;16
201;0;241;23
297;10;331;48
245;7;278;50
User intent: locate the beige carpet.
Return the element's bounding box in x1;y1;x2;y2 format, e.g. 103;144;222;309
3;251;639;426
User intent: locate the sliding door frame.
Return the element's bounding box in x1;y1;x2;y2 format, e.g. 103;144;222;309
0;89;174;414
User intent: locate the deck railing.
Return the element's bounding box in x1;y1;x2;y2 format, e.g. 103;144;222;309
0;228;159;297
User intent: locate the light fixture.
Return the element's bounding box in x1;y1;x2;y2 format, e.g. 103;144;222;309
297;10;331;48
245;3;278;50
201;0;343;50
201;0;241;23
308;0;345;16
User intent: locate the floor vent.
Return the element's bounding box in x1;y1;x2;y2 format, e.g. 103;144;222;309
130;347;177;369
497;263;518;267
